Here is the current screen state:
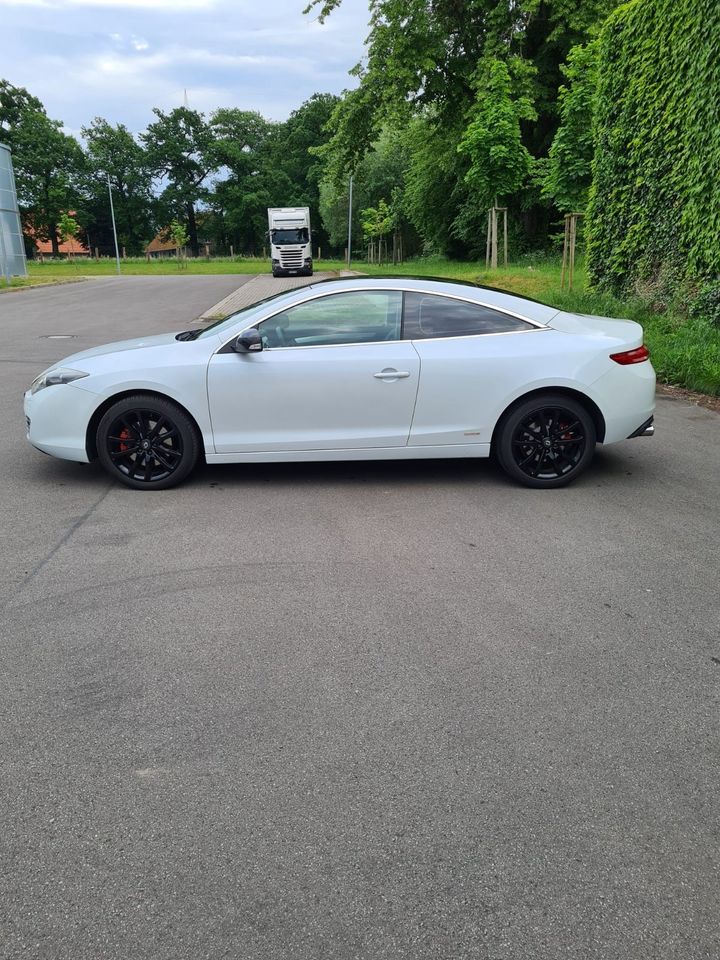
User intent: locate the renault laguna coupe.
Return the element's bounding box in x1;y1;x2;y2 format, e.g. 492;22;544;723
24;277;655;490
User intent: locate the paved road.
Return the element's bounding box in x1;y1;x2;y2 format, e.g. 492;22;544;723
2;277;719;960
199;269;336;319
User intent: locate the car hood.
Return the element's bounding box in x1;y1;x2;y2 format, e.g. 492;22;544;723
49;332;182;369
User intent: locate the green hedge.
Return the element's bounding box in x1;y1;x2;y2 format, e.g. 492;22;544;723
586;0;720;296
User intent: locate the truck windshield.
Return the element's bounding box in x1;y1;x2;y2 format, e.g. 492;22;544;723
272;228;308;244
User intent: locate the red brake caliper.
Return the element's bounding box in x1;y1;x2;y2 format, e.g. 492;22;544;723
118;427;131;452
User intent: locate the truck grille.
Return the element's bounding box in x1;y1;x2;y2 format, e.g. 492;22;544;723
280;247;303;269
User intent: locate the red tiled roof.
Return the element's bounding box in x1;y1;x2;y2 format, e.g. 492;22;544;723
146;230;178;254
34;236;89;255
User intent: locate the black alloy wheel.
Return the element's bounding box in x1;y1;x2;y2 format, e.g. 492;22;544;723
496;394;596;488
97;395;200;490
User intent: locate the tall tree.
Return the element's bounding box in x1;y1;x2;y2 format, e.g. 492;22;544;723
82;118;155;255
540;41;599;213
306;0;615;250
11;110;85;256
0;80;44;145
319;125;411;254
458;58;536;207
141;107;216;256
273;93;340;252
206;108;275;252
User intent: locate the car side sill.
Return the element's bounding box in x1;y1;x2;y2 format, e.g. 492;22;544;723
205;443;491;464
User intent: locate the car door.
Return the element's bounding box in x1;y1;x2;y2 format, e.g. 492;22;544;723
207;289;421;453
404;291;547;446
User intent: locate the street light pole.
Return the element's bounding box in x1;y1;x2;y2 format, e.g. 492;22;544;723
347;174;353;269
107;172;121;276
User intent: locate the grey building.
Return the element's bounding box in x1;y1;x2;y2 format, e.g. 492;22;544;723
0;143;27;282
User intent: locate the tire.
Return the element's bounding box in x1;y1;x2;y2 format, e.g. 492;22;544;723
96;394;200;490
495;394;596;488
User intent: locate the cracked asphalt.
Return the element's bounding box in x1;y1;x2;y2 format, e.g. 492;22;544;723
1;276;719;960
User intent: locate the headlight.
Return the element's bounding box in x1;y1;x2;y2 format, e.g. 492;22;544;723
30;368;89;395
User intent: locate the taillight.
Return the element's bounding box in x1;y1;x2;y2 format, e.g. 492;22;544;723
610;345;650;365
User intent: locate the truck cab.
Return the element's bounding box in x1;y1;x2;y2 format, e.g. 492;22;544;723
268;207;313;277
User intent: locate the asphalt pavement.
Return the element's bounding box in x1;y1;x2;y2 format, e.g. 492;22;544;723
1;276;719;960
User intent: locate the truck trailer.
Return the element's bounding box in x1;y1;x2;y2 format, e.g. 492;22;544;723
267;207;312;277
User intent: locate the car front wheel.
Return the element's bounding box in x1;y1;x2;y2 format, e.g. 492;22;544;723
96;394;200;490
495;394;596;488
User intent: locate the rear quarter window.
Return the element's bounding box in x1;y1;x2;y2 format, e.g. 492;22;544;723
403;292;533;339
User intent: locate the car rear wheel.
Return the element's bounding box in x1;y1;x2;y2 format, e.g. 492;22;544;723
97;395;200;490
495;394;596;488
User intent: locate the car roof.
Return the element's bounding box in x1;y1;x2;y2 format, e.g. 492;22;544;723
302;275;559;325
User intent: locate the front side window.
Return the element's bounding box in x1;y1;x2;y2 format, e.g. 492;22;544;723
403;292;533;339
257;290;403;348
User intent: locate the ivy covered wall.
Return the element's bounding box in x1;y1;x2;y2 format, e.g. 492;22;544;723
586;0;720;295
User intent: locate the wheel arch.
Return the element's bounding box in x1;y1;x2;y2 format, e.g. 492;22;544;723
85;390;206;461
491;386;606;450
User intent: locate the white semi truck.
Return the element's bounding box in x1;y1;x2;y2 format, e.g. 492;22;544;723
267;207;313;277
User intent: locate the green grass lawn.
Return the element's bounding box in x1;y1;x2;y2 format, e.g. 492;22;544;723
4;254;718;395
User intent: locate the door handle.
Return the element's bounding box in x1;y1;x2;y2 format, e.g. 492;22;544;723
374;369;410;380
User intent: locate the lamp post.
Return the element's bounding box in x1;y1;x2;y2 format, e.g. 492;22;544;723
107;172;121;276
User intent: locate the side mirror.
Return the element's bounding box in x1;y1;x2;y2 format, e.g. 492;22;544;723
233;328;263;353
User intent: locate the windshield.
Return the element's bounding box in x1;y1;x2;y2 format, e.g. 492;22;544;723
272;228;309;245
180;288;307;341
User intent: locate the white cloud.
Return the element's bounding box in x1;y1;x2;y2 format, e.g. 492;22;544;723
0;0;368;130
0;0;216;7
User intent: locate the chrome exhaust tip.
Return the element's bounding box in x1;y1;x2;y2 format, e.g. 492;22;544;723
628;416;654;439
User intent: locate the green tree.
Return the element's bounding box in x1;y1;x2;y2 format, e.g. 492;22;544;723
360;197;392;262
57;211;79;257
307;0;615;174
11;110;85;256
319;126;410;254
142;107;216;257
206;108;275;253
0;80;44;145
541;41;599;212
458;58;536;208
169;218;189;267
401;115;467;256
82;118;155;255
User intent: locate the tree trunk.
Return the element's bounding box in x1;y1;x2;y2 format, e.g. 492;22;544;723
186;203;199;257
50;227;59;258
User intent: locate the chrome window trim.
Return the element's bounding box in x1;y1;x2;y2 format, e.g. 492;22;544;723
215;285;547;354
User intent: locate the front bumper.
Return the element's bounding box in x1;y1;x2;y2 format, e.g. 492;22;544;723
24;384;97;462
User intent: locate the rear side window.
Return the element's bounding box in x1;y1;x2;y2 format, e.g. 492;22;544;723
403;292;533;339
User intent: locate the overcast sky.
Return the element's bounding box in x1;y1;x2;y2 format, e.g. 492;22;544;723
0;0;370;135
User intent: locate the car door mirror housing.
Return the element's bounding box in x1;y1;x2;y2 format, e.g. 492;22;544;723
233;329;263;353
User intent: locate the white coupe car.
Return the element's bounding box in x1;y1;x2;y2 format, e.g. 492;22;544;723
24;277;656;490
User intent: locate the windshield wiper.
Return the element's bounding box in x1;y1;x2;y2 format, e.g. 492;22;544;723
175;329;201;341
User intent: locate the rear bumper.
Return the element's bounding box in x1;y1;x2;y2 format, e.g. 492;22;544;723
591;360;656;444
